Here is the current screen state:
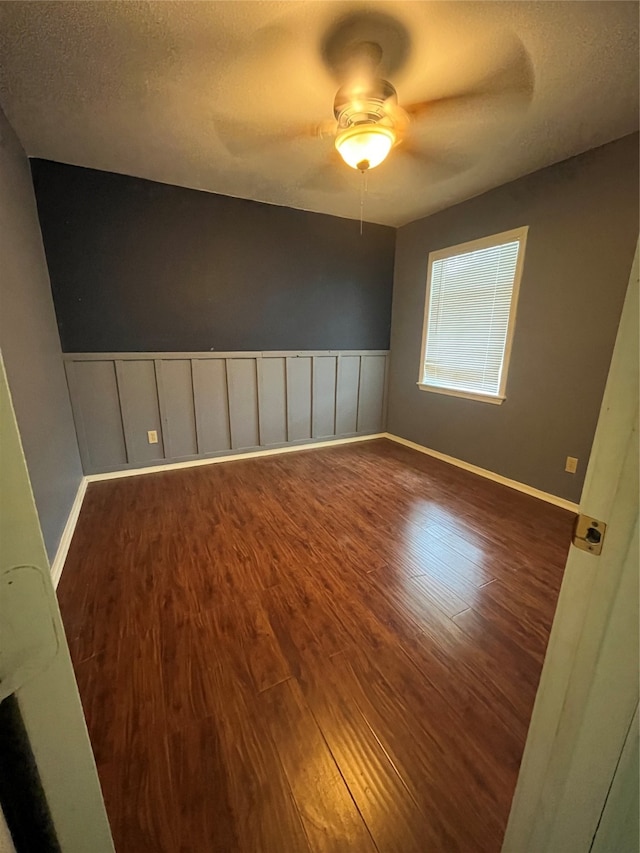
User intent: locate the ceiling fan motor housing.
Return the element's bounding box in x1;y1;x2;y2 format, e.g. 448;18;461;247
333;78;398;126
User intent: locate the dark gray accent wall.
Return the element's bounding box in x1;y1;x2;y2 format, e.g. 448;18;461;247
387;133;639;504
0;108;83;560
30;160;396;354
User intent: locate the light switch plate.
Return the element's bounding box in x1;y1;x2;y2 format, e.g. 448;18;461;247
565;456;578;473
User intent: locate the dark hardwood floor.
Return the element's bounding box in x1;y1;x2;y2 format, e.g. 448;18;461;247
57;438;574;852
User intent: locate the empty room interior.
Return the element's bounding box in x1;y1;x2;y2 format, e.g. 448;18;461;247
0;2;638;852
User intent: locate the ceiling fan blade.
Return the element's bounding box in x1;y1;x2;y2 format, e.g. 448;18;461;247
399;138;474;179
214;17;334;125
395;150;465;184
230;23;295;84
215;116;336;159
403;36;534;122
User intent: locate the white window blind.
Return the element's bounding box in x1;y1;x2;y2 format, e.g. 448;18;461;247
420;230;526;402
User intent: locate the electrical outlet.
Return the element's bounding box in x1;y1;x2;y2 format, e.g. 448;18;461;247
147;430;158;445
565;456;578;474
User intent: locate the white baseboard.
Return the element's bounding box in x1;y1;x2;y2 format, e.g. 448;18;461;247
50;476;88;589
383;433;580;513
86;433;386;483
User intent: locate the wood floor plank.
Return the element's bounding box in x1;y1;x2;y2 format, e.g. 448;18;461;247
391;529;500;589
167;717;239;852
234;594;294;693
260;678;377;853
57;438;574;852
300;658;433;853
370;559;473;617
261;578;438;851
98;756;178;853
177;606;312;852
287;552;534;813
74;625;166;767
300;552;532;741
332;650;505;852
160;611;224;731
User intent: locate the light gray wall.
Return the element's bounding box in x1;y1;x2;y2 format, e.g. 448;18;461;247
387;133;639;503
0;105;83;559
64;351;389;475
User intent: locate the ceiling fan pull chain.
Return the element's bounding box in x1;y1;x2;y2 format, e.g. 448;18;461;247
358;169;370;236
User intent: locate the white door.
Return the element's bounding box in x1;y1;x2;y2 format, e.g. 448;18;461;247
0;355;114;852
502;243;639;852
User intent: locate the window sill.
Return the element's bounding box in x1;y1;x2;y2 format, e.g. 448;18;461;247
416;383;505;405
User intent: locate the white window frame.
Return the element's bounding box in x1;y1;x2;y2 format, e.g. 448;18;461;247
417;226;528;405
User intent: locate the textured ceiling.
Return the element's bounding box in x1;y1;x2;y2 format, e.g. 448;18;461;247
0;1;638;227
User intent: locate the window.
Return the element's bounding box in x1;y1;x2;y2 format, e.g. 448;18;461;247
418;227;528;404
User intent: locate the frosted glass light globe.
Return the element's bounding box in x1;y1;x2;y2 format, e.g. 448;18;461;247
335;125;395;171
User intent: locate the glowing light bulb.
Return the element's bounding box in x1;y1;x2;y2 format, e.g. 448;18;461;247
335;125;396;171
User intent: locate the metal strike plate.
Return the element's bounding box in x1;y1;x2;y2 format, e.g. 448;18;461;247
572;514;607;555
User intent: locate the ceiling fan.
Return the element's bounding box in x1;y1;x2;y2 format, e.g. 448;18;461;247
330;40;409;172
215;10;534;190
